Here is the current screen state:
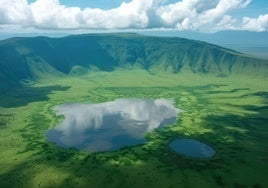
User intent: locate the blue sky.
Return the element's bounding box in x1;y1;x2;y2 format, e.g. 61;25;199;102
0;0;267;33
26;0;267;17
230;1;268;18
27;0;131;9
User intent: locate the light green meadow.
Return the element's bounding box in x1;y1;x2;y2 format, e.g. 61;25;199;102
0;69;267;188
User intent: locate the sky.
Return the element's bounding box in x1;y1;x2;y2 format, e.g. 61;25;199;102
0;0;267;33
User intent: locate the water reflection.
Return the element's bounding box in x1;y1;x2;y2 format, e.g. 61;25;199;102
169;139;216;158
46;98;181;152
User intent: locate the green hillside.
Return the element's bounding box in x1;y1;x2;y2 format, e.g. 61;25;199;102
0;33;267;91
0;33;267;188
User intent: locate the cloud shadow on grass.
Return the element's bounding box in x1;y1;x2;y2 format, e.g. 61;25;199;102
1;85;267;187
0;85;71;108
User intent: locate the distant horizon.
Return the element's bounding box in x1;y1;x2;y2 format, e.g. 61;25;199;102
1;30;267;59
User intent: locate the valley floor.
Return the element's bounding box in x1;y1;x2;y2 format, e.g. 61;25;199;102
0;69;267;188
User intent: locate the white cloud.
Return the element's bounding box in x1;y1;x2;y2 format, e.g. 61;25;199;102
30;0;81;29
215;15;237;31
0;0;32;24
81;0;153;29
242;14;268;32
0;0;265;32
29;0;154;29
156;0;252;31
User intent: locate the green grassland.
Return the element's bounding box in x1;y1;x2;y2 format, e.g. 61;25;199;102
0;69;267;188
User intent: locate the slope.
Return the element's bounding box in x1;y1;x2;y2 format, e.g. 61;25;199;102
0;33;267;91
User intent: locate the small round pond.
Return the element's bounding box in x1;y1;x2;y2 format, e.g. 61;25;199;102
169;139;216;158
46;98;181;152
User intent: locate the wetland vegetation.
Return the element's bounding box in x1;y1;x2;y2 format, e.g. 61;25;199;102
0;70;267;188
0;34;267;187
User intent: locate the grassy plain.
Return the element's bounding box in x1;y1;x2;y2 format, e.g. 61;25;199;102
0;69;267;187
